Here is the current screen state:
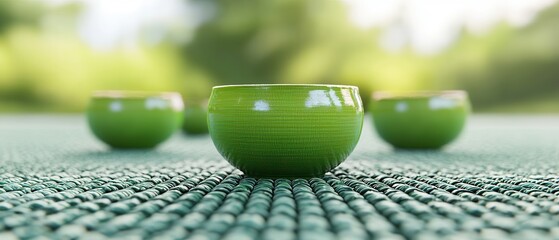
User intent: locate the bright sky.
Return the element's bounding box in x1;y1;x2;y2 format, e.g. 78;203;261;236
46;0;557;54
343;0;557;54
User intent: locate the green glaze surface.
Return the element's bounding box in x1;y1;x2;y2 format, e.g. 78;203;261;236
370;91;470;149
208;84;364;178
87;91;184;149
182;104;209;135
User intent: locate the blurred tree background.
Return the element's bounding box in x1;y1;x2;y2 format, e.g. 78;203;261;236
0;0;557;112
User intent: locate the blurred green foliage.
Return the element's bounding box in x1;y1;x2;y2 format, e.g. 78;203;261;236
0;1;196;111
0;0;557;112
185;0;380;107
186;0;363;85
0;1;41;34
438;5;559;110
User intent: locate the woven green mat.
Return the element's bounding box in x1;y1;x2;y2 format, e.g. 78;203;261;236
1;115;559;240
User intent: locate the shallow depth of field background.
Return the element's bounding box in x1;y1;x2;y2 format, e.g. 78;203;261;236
0;0;558;113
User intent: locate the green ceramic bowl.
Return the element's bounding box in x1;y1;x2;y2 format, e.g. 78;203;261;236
208;84;364;178
182;102;209;135
370;91;471;149
87;91;184;149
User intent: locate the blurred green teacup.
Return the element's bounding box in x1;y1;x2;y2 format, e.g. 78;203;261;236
208;84;364;178
87;91;184;149
182;101;209;135
370;91;470;149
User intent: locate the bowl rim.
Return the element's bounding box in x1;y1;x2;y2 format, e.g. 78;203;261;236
213;84;359;89
372;90;467;101
91;90;182;99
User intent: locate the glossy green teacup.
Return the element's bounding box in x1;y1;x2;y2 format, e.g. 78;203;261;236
182;102;209;135
208;84;364;178
87;91;184;149
370;91;470;149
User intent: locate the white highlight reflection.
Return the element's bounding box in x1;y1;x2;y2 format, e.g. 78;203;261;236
341;89;355;106
328;89;342;107
429;97;456;110
145;97;168;110
253;100;270;111
109;101;123;112
395;102;408;112
170;97;184;110
305;90;332;108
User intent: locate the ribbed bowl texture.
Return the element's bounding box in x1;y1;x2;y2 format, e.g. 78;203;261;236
208;84;364;178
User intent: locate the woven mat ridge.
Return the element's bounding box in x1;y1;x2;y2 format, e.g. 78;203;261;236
1;115;559;240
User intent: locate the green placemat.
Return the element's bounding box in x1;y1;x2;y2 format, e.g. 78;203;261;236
1;115;559;239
